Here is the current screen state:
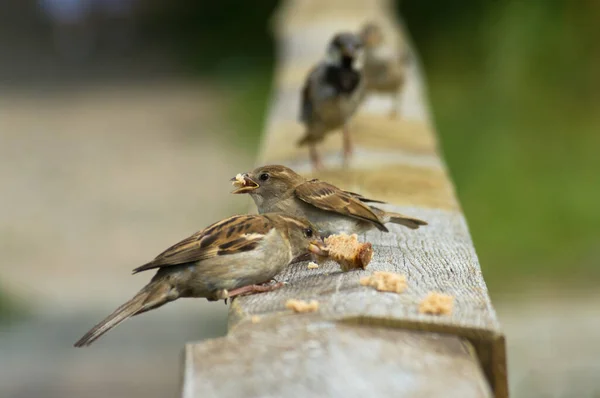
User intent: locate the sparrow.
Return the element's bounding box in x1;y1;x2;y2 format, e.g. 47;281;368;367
231;165;427;236
360;22;409;118
299;32;366;170
74;213;327;347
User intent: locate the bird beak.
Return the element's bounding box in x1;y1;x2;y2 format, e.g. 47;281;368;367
308;238;329;256
231;174;259;194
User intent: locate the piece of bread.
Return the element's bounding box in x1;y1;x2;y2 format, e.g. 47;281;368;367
307;261;319;269
360;271;407;293
232;173;245;187
324;233;373;271
419;292;454;315
285;299;319;313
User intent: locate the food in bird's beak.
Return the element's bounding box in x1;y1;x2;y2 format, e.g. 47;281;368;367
285;299;319;313
360;271;407;293
324;233;373;271
418;292;454;315
230;174;259;194
232;173;245;187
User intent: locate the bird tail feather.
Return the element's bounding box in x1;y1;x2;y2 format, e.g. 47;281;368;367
74;280;173;347
387;212;428;229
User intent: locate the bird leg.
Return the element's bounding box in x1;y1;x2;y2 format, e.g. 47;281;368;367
389;91;400;119
309;143;324;171
227;281;285;299
342;123;353;167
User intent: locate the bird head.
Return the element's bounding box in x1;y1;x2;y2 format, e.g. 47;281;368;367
272;214;328;259
326;32;364;67
231;165;304;201
360;22;384;49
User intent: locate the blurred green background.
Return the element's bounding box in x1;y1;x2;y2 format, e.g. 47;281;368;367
149;0;599;294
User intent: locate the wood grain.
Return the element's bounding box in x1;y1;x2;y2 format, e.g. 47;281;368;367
183;0;507;397
184;316;492;398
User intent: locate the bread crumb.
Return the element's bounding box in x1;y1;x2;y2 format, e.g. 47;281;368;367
324;233;373;271
360;271;407;293
250;315;261;324
285;299;319;313
307;261;319;269
419;292;454;315
232;173;245;187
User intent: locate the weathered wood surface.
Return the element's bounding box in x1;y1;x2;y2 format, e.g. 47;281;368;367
183;0;507;397
184;316;491;398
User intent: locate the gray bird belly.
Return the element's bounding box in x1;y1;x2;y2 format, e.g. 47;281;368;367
191;230;291;293
299;202;368;236
312;88;364;131
313;98;345;128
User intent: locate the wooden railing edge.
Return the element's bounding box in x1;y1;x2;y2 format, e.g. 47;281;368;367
181;1;507;397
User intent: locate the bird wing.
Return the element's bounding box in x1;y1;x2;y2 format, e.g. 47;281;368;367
132;215;272;274
342;190;386;204
300;73;313;123
294;180;388;231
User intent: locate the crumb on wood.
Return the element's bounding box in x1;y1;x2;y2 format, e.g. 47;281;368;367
307;261;319;269
419;292;454;315
324;233;373;271
232;173;245;187
360;271;407;293
285;299;319;313
250;315;261;324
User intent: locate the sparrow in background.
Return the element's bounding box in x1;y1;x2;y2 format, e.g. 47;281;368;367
299;32;366;170
74;213;327;347
231;165;427;236
360;22;409;118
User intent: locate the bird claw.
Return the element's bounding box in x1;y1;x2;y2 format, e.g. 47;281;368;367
309;145;324;171
227;282;286;299
342;126;353;167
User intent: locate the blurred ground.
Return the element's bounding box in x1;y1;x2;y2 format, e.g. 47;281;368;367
0;81;253;397
497;292;600;398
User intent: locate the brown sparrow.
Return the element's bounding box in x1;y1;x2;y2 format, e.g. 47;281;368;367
360;22;409;118
74;213;327;347
231;165;427;236
299;32;366;170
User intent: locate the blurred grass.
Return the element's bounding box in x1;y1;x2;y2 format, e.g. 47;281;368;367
0;285;26;323
402;1;600;291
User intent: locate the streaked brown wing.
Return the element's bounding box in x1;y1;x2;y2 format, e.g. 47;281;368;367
132;215;271;274
343;190;386;204
295;181;388;231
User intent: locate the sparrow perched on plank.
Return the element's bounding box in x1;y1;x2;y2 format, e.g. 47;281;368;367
360;22;409;118
74;213;327;347
231;165;427;236
299;32;366;170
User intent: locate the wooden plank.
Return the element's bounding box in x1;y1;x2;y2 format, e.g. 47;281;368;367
182;0;508;397
183;316;492;398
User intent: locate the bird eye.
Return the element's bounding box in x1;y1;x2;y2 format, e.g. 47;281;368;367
304;228;313;238
259;173;269;181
